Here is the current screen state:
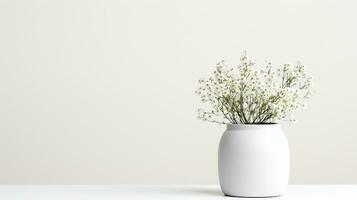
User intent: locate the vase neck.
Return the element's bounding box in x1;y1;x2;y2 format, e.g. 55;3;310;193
226;124;280;131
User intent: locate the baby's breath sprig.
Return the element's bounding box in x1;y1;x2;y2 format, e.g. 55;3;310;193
196;52;314;124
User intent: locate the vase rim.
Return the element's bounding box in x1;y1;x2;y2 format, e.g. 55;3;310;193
226;123;280;130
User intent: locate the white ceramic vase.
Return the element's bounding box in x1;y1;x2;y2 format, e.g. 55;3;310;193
218;124;290;197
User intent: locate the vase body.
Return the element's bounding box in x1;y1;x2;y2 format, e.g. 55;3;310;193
218;124;289;197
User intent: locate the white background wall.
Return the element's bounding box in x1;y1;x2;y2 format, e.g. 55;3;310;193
1;0;356;184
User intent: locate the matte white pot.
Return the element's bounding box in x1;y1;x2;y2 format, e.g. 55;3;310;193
218;124;289;197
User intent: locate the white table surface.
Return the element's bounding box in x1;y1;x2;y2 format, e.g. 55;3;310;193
0;185;356;200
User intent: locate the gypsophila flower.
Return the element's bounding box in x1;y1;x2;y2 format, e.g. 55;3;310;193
196;52;314;124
